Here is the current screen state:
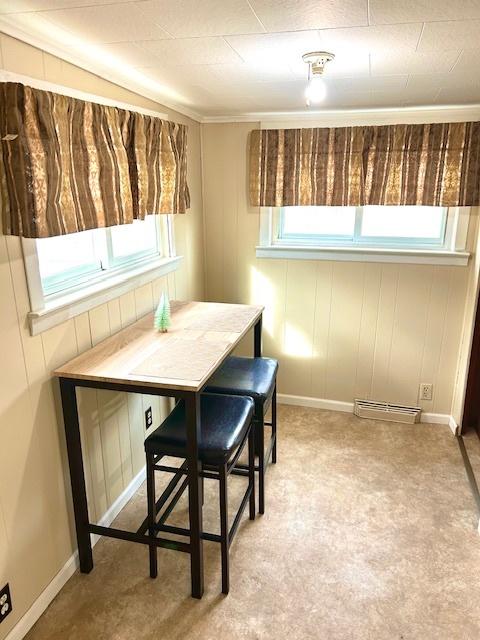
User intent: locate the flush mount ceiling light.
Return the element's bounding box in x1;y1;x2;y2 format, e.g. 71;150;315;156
302;51;335;106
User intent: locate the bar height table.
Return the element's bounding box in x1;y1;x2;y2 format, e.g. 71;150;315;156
54;300;263;599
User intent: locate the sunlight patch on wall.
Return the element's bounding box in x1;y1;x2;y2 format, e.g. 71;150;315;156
283;322;312;358
250;265;275;337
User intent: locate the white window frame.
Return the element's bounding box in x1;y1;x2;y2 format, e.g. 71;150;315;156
257;206;471;266
23;215;182;336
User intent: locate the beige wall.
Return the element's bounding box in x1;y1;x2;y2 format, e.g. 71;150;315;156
202;122;471;416
0;35;204;639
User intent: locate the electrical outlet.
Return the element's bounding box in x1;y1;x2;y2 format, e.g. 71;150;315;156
145;406;153;429
420;383;433;401
0;583;12;624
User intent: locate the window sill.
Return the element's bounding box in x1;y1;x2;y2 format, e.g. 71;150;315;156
255;245;470;266
28;255;183;336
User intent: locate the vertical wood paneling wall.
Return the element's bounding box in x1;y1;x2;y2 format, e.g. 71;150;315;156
202;122;471;416
0;35;204;640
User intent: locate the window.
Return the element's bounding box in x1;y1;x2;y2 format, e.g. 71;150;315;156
278;206;447;248
36;215;166;297
257;205;470;266
23;214;182;336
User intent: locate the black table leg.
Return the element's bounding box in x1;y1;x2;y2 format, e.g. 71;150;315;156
253;315;264;459
254;315;262;357
185;392;204;599
59;378;93;573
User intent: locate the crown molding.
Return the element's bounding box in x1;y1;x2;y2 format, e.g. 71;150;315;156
0;21;204;123
200;103;480;125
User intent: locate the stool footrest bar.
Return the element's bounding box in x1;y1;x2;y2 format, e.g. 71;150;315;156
137;461;187;534
228;485;253;545
89;524;190;553
158;477;190;527
156;523;221;543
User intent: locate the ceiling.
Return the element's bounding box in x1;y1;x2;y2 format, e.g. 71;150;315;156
1;0;480;119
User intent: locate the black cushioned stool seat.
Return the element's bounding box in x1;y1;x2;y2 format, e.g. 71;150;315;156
205;356;278;514
205;356;278;415
145;393;254;465
144;393;256;594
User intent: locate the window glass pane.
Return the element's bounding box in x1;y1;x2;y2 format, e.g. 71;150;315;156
281;206;356;237
360;206;445;240
109;215;158;260
37;229;100;280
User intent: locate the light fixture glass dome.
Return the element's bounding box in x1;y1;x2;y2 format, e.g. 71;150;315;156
302;51;334;107
305;75;327;106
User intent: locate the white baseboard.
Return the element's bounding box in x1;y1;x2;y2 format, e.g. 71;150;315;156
278;393;353;413
5;466;146;640
449;415;460;436
277;393;457;433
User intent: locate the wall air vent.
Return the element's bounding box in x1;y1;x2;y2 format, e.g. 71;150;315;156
354;399;421;424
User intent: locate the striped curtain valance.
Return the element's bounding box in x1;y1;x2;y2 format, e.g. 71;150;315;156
0;82;190;238
249;122;480;208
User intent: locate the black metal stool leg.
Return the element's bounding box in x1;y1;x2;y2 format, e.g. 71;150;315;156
219;464;229;594
272;384;277;464
258;417;265;515
248;425;255;521
146;453;158;579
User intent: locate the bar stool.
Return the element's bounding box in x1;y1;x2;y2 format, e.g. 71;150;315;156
144;393;255;594
205;356;278;514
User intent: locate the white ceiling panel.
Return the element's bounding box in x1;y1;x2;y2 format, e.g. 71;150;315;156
318;23;423;52
324;76;408;93
407;72;480;92
436;85;480;104
178;62;298;88
137;61;298;94
39;3;171;43
248;0;368;32
454;50;480;74
370;50;460;76
205;61;298;84
237;80;310;109
375;89;441;107
137;37;242;66
97;42;163;68
0;0;131;11
141;66;264;111
1;0;480;116
226;31;371;80
226;31;322;64
369;0;480;24
136;0;264;38
418;19;480;51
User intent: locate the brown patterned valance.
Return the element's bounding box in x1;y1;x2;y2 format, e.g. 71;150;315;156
249;122;480;208
0;83;190;238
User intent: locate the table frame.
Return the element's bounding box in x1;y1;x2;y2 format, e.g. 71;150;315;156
59;314;262;599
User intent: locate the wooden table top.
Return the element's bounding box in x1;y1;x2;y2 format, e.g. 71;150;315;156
54;301;264;392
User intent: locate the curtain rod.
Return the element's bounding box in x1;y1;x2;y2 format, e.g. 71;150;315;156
0;70;169;121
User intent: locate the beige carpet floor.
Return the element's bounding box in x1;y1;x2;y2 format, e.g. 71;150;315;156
25;406;480;640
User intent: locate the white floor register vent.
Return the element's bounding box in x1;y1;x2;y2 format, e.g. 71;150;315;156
354;399;421;424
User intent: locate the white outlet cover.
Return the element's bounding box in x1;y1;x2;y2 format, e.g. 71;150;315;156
420;383;433;400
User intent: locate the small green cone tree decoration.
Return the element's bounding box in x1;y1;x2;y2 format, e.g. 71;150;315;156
154;292;171;332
